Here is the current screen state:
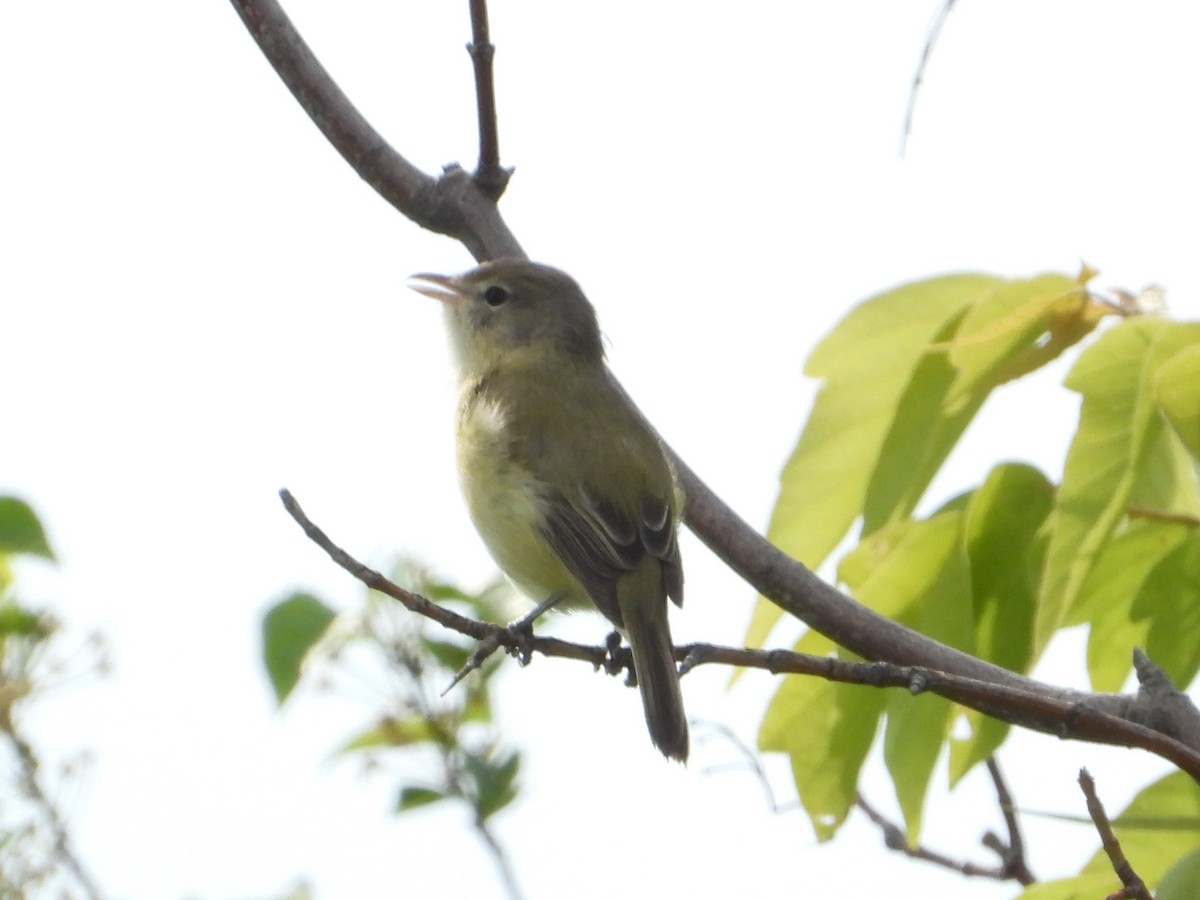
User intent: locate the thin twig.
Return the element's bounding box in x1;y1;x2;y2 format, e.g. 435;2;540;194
466;0;510;197
383;623;527;900
694;721;792;813
900;0;957;156
0;711;103;900
1078;768;1152;900
474;818;527;900
229;0;522;261
280;489;606;670
856;793;1016;880
985;758;1035;885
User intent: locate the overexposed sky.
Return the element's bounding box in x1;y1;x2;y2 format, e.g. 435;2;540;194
3;2;1199;898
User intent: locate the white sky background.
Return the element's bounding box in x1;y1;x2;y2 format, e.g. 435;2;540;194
3;1;1199;898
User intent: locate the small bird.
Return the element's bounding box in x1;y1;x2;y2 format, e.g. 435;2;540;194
409;259;689;761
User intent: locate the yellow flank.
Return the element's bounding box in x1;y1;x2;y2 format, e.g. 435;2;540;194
456;382;589;609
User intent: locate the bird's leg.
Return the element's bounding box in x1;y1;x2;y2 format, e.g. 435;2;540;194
505;592;564;665
441;593;565;695
603;630;635;684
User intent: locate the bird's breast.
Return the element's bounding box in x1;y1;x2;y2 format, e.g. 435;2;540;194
455;384;588;609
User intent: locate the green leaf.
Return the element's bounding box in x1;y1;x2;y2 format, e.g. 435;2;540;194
861;307;975;533
1127;414;1200;518
822;511;974;840
1157;847;1200;900
262;593;338;704
396;786;449;813
950;464;1053;781
464;750;521;821
941;270;1106;409
1133;531;1200;686
883;689;952;846
749;271;1102;649
865;273;1094;534
749;274;1001;648
759;641;886;842
1156;343;1200;459
420;637;473;673
463;680;495;724
856;512;971;841
0;497;55;561
336;717;438;754
1012;873;1123;900
837;514;968;626
1074;520;1189;691
0;602;53;639
1082;772;1200;886
425;577;510;624
1037;318;1200;654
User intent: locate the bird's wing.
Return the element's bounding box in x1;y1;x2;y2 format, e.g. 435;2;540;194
539;487;682;628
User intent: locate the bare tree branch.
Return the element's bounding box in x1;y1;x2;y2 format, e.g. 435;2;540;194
230;0;522;261
281;489;607;669
856;792;1019;881
680;643;1200;780
1079;769;1153;900
984;758;1035;885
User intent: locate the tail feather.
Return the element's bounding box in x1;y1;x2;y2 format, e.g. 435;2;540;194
618;563;688;762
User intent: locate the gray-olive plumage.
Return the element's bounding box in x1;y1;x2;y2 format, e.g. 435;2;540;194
410;259;688;760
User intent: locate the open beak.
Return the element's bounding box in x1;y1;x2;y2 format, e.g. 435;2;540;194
407;273;466;306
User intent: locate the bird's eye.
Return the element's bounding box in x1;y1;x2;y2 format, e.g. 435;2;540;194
483;285;509;307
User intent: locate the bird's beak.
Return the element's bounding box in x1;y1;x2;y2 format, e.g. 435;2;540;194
407;273;466;306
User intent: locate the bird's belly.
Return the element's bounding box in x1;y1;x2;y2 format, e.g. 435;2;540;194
457;405;587;609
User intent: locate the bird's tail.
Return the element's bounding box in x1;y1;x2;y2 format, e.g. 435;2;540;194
618;564;688;762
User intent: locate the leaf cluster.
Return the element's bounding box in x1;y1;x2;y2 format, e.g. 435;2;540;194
751;271;1200;893
262;563;522;826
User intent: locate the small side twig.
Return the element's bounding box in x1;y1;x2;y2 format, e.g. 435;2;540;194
229;0;522;261
0;711;102;900
1079;768;1152;900
474;817;526;900
466;0;511;198
280;489;605;670
693;721;794;814
984;758;1035;885
900;0;957;156
856;793;1016;880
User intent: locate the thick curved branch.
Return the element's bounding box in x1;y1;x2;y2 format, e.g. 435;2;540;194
230;0;522;261
238;1;1200;773
675;457;1200;761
